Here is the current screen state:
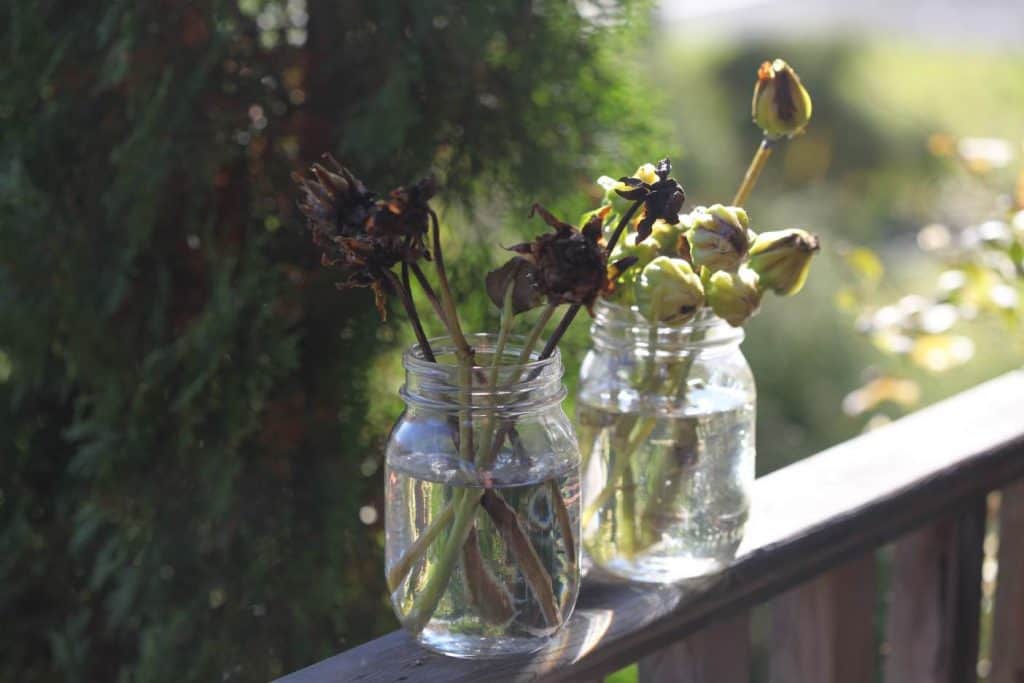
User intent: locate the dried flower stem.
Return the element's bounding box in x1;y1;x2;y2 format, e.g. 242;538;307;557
461;527;515;623
732;138;776;207
481;490;561;627
550;479;576;570
383;269;436;363
409;261;448;329
605;198;646;255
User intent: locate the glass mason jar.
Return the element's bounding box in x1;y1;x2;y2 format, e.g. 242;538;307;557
385;334;581;658
576;300;755;583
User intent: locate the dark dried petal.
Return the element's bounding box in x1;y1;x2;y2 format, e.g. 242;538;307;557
486;257;544;314
614;176;650;201
529;203;575;232
606;255;639;284
311;163;349;197
655;158;672;181
677;232;693;263
636;214;656;243
581;205;611;243
506;242;535;259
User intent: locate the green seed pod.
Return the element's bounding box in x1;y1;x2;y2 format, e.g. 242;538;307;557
648;218;689;259
605;233;660;305
748;228;821;295
687;204;751;272
752;59;812;140
634;256;705;326
706;266;762;327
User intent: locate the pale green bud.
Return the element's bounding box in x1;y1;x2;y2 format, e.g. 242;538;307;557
748;228;821;295
641;219;687;260
752;59;812;140
687;204;751;272
634;256;705;326
606;233;660;305
706;267;762;327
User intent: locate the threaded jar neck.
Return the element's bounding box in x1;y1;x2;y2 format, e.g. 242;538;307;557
590;299;744;357
401;333;566;415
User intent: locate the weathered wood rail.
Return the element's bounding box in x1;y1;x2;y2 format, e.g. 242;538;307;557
279;371;1024;683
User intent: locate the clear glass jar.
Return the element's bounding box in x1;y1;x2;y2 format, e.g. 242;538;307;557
576;300;755;583
385;334;581;658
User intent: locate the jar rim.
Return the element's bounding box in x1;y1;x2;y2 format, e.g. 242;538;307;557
401;333;566;414
403;332;563;374
593;301;745;339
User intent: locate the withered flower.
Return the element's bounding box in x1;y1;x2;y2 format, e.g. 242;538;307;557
614;158;686;243
293;155;433;317
488;204;636;314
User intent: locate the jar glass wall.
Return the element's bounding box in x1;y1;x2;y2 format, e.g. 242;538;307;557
577;301;755;583
385;335;580;657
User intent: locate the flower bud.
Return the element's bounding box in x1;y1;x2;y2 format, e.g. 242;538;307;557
687;204;751;272
748;228;821;295
605;233;660;305
706;267;762;327
612;231;661;268
646;219;682;254
752;59;812;139
634;257;705;326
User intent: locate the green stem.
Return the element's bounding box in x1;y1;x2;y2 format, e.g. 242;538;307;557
478;283;517;471
519;304;556;365
732;138;775;207
581;416;658;529
404;488;480;634
636;354;698;550
429;210;471;357
428;210;474;464
617;466;638;558
387;499;455;592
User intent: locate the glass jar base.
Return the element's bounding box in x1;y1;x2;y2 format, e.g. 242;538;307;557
415;628;551;658
598;554;727;584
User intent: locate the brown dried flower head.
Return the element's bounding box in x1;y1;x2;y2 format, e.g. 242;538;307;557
489;204;635;314
293;155;435;317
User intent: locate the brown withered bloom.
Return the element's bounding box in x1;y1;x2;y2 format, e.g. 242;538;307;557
615;158;686;243
489;204;636;314
293;154;434;317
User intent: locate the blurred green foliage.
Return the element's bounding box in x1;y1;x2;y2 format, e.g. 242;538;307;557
0;1;653;680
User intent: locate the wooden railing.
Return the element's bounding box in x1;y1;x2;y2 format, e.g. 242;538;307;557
278;371;1024;683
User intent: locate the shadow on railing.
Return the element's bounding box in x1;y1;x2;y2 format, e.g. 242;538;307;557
278;371;1024;683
